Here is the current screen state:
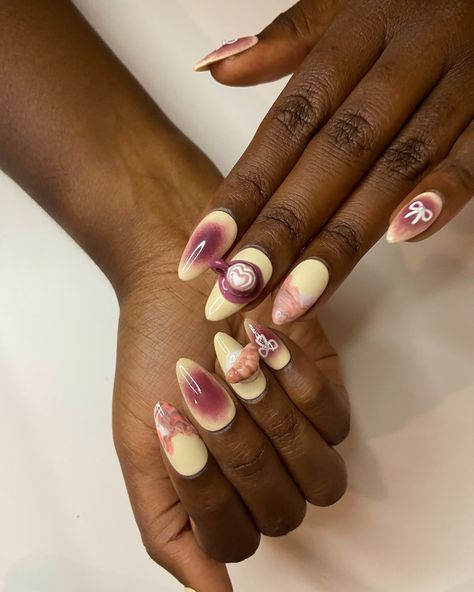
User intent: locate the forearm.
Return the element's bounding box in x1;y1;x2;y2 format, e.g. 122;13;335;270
0;0;218;290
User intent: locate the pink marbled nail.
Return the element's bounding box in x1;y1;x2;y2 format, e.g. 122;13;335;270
272;259;329;325
194;36;259;72
386;191;443;243
154;402;208;477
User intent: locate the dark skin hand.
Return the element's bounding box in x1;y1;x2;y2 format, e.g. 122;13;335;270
0;2;349;591
183;0;474;325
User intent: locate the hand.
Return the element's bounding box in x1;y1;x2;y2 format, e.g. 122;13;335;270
0;3;349;589
183;0;473;325
113;216;349;592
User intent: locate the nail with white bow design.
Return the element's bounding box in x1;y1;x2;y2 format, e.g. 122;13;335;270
244;319;291;371
386;191;443;243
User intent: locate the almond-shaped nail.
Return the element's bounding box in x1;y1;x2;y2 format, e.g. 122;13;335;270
194;36;259;72
154;402;208;477
176;358;236;432
386;191;443;243
184;588;197;592
272;259;329;325
244;319;291;371
214;332;267;401
205;248;273;321
178;210;238;281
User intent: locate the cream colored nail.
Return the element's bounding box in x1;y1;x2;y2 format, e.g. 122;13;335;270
205;248;273;321
154;402;208;477
214;332;267;400
178;210;238;281
244;319;291;370
184;588;197;592
176;358;236;432
272;259;329;325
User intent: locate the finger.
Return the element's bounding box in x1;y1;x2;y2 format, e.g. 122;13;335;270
214;330;347;506
201;29;448;321
114;408;233;592
242;320;349;443
386;120;474;243
207;0;344;86
178;7;386;283
176;358;307;537
269;65;473;321
154;402;260;564
218;34;446;314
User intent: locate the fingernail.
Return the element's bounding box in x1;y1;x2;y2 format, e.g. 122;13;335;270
176;358;236;432
205;248;273;321
184;588;197;592
386;191;443;243
214;332;267;401
154;402;208;477
244;319;291;371
194;36;259;72
178;210;238;281
272;259;329;325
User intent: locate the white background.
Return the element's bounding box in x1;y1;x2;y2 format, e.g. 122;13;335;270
1;1;473;591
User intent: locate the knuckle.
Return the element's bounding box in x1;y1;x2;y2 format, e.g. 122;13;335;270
232;168;273;213
227;439;268;481
262;504;306;537
330;412;351;446
441;158;474;192
320;218;365;261
258;198;309;244
307;457;348;507
272;89;320;139
266;406;301;447
325;110;378;156
380;136;434;181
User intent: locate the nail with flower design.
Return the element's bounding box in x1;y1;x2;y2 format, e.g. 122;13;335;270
386;191;443;243
243;319;291;371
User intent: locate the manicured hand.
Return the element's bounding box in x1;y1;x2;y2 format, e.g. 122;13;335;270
115;233;349;592
184;0;473;325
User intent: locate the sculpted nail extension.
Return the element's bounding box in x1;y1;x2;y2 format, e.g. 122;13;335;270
154;402;208;477
272;259;330;325
178;210;238;281
205;247;273;321
214;332;267;401
386;191;443;243
244;319;291;371
194;36;259;72
176;358;236;432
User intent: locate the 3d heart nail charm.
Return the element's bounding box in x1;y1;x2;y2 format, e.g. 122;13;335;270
227;262;257;292
210;258;264;304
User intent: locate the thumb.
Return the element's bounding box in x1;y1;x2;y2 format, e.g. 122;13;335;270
202;0;344;86
115;418;233;592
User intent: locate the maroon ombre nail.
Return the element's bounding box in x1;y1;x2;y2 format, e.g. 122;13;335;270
176;359;236;431
178;211;237;281
244;319;291;371
387;191;443;243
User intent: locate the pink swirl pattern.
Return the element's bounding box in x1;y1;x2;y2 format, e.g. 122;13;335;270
273;275;317;324
154;402;197;455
